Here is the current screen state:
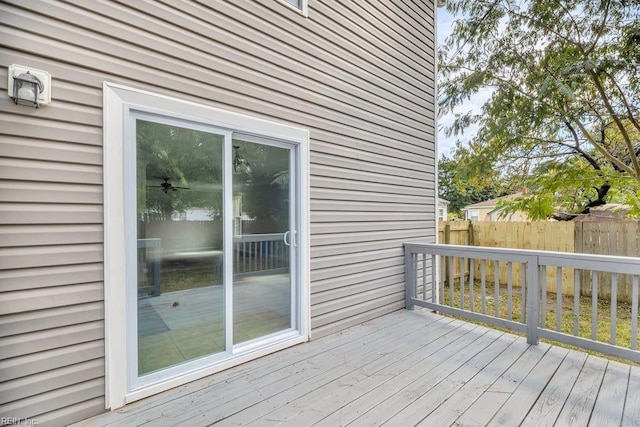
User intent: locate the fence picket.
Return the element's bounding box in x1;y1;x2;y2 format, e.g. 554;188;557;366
439;220;640;303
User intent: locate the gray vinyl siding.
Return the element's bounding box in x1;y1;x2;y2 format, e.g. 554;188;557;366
0;0;435;424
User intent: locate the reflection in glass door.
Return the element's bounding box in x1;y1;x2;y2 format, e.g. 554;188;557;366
131;117;299;388
232;138;294;344
135;119;225;376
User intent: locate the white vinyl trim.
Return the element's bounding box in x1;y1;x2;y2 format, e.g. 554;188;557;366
103;82;310;410
224;133;234;353
276;0;309;16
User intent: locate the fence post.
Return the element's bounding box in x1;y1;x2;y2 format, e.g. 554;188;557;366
526;255;540;345
405;245;416;310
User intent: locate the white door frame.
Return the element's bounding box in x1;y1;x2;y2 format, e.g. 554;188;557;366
103;82;310;409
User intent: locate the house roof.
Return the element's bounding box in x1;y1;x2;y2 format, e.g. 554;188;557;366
438;198;450;206
463;192;525;210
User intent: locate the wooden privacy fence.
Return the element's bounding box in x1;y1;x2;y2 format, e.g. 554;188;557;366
439;220;640;302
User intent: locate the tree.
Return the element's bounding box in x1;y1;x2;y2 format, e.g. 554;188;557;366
439;0;640;218
136;122;290;228
136;120;224;221
232;141;290;230
438;153;508;216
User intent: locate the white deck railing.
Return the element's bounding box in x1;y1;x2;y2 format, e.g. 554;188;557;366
405;243;640;363
138;233;289;296
233;233;289;276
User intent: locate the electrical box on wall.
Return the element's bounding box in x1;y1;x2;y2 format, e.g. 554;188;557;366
8;64;52;106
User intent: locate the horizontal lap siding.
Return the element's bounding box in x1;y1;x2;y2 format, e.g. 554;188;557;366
303;0;436;337
0;0;435;424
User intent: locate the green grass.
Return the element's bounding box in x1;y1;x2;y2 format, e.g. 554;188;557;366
438;280;638;364
160;264;219;293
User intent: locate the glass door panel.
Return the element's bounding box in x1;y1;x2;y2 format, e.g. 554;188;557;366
231;139;293;344
136;119;225;375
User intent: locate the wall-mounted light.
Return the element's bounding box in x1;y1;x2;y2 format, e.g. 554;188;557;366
8;64;51;108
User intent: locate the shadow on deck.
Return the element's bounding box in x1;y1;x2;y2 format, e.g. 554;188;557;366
77;309;639;426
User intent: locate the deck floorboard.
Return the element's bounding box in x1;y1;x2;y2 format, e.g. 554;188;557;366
554;355;607;426
75;309;639;427
589;360;631;426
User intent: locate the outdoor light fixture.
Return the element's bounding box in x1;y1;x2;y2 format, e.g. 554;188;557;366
8;64;51;108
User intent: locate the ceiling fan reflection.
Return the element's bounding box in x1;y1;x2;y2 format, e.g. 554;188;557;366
147;177;190;194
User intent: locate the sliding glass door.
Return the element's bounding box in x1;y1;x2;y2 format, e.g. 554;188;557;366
232;137;295;345
134;119;227;378
130;116;298;389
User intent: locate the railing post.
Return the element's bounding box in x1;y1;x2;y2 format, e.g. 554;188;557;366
151;247;161;296
405;245;415;310
526;255;540;345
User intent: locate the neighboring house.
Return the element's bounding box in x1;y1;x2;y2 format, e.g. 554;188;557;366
462;192;529;221
0;1;436;425
438;198;450;222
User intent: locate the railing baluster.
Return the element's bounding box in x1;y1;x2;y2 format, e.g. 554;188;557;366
521;263;527;323
439;254;445;304
422;253;427;300
235;242;239;274
556;267;562;332
507;261;513;321
611;273;617;345
469;259;475;313
494;260;500;317
243;241;247;272
540;265;547;328
592;272;598;341
278;241;282;268
274;241;278;269
449;256;454;307
574;269;580;336
460;257;466;309
412;252;419;299
254;241;258;271
632;275;638;350
432;254;437;303
481;259;486;315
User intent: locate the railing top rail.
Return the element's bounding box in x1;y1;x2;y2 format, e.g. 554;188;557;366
405;243;640;274
537;253;640;274
404;243;535;263
234;233;285;243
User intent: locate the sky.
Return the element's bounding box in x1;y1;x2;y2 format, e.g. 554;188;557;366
436;8;490;158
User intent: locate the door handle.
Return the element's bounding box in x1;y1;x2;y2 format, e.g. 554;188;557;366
283;230;297;247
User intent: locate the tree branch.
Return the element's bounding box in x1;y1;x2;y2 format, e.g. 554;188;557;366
571;116;637;177
587;69;640;176
583;0;611;56
601;69;640;134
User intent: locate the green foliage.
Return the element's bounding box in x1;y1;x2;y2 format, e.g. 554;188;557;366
232;141;290;230
136;120;224;220
440;0;640;219
438;153;508;215
135;122;290;228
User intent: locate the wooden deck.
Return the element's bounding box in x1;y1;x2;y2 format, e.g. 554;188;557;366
77;309;639;426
